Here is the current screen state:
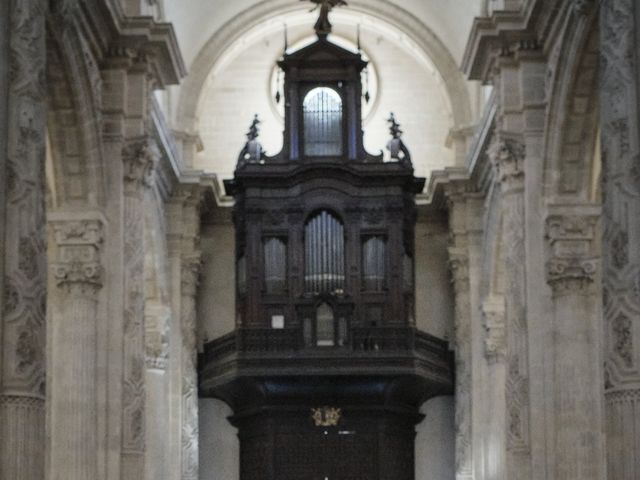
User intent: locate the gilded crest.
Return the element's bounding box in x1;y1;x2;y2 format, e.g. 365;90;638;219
311;406;342;427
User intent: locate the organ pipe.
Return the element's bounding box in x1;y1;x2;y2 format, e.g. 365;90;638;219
305;211;344;293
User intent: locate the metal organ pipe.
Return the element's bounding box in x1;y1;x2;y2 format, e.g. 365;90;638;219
305;211;344;294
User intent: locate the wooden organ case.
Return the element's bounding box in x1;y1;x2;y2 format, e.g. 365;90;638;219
199;8;453;480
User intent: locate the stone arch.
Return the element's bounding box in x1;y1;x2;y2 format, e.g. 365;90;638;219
543;7;600;201
176;0;472;139
45;19;105;209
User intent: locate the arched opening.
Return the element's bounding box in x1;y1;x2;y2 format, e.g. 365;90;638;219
303;87;343;157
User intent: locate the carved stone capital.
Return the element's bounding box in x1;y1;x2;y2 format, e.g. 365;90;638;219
545;209;600;294
123;137;159;193
489;136;525;191
50;218;104;293
482;296;506;362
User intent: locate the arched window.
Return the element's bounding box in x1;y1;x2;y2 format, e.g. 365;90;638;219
303;87;343;156
304;210;345;293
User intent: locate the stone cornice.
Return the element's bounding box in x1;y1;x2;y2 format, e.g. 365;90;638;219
51;0;186;87
423;167;473;211
461;0;544;83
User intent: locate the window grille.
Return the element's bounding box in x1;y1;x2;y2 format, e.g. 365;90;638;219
303;87;343;156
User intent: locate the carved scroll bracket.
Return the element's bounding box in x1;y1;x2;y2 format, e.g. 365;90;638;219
482;295;506;363
448;251;470;296
181;254;202;302
50;214;105;296
123;137;159;195
489;135;526;193
145;302;170;370
545;205;601;295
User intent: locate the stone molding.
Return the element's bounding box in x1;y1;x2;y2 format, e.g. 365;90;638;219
545;207;600;294
51;0;185;88
605;387;640;403
462;3;542;82
50;217;104;294
0;394;45;408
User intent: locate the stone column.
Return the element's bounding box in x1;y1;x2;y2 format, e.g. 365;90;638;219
601;0;640;477
489;134;531;479
481;295;507;480
145;302;170;480
544;207;605;479
166;197;184;480
445;183;473;480
49;215;104;479
121;138;158;477
166;187;202;480
0;0;47;478
180;195;202;480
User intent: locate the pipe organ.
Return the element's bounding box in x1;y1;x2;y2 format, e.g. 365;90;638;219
199;5;453;479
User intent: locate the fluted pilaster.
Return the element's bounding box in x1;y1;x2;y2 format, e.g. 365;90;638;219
181;255;201;480
544;207;605;479
489;134;532;479
445;182;474;480
180;193;202;480
165;186;202;480
546;205;605;480
49;216;105;479
121;137;158;477
601;0;640;477
0;0;47;478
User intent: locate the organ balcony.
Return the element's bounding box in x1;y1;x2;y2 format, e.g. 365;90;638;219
199;324;453;404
